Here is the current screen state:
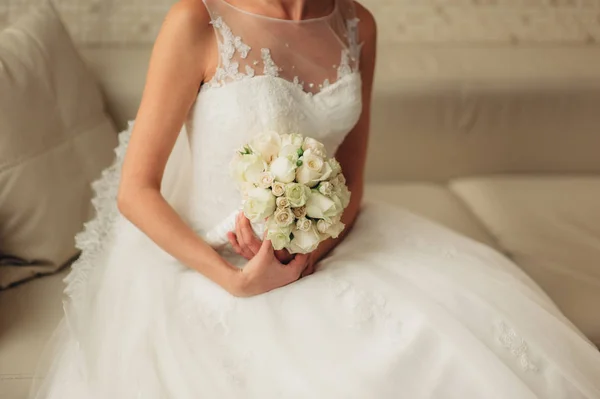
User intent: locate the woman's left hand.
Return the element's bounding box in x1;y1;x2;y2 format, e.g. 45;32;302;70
227;212;298;263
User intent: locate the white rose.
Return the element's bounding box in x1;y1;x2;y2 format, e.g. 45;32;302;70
230;153;266;185
302;137;327;158
306;191;343;219
266;221;292;251
334;184;351;208
296;217;312;232
243;188;276;223
276;196;290;208
269;156;296;183
278;145;301;163
285;183;311;208
328;158;342;177
318;181;333;196
289;225;322;254
296;149;332;187
250;131;281;162
337;173;347;186
292;205;307;218
258;172;274;189
281;133;304;148
330;175;340;187
316;218;332;234
271;181;286;197
239;182;255;200
317;218;345;239
273;207;295;227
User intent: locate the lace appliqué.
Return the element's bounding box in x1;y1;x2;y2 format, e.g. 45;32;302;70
337;17;361;80
331;278;394;329
207;17;254;88
497;322;539;372
205;15;361;93
261;48;282;77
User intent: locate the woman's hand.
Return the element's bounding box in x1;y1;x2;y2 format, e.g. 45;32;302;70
231;238;309;297
227;212;294;264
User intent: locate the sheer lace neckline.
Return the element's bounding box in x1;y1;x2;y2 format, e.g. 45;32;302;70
214;0;338;23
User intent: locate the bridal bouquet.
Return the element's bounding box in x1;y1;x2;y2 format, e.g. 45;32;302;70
204;132;351;254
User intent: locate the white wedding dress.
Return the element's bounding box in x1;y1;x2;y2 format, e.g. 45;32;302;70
32;0;600;398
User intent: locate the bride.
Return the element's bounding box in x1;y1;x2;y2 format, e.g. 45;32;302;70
32;0;600;397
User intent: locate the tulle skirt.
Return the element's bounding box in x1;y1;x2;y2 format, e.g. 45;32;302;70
32;204;600;398
30;125;600;399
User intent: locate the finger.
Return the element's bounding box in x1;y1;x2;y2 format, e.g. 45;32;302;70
235;213;245;247
258;237;275;257
227;232;237;248
227;232;248;259
301;263;315;278
240;214;261;254
234;214;254;259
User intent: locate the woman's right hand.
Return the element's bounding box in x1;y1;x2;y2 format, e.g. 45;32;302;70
231;238;309;297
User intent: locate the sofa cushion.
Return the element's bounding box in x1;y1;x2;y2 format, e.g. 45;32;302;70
364;182;499;249
0;2;118;288
0;268;68;398
450;175;600;345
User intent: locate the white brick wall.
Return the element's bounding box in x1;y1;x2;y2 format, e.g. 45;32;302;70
1;0;600;45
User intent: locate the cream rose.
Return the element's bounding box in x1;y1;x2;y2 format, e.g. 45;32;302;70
289;225;322;254
250;131;281;162
296;217;312;232
276;196;290;208
281;133;304;148
269;156;296;183
230;153;266;185
328;158;342;177
292;206;307;218
278;145;301;163
240;182;255;200
318;181;333;196
285;183;311;208
243;188;276;223
296;150;332;187
334;184;352;208
271;181;286;197
306;191;343;219
302;137;327;158
258;172;274;189
266;223;292;251
273;207;295;227
317;218;345;239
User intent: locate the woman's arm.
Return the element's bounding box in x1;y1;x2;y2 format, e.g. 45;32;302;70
118;0;308;297
117;1;242;292
302;3;377;275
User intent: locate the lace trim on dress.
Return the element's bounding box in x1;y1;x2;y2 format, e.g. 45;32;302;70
497;322;540;372
64;122;134;302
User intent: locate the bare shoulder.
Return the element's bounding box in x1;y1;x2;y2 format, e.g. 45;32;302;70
353;1;377;45
150;0;216;82
159;0;213;44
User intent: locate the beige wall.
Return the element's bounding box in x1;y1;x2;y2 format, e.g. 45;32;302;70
1;0;600;45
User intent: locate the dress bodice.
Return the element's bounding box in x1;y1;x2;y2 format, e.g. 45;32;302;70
185;0;363;232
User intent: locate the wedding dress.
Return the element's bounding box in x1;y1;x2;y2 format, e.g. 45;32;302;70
31;0;600;398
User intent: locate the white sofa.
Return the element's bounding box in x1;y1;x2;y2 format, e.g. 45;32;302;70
1;44;600;398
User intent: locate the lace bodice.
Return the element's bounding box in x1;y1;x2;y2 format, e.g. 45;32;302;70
185;0;363;233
